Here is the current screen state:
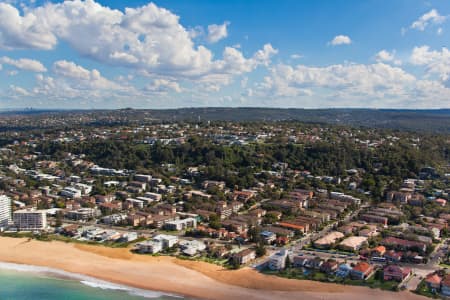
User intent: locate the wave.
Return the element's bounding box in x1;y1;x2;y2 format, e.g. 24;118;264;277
0;262;181;299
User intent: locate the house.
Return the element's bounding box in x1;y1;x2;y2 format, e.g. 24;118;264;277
60;187;82;198
248;208;266;218
293;255;313;267
371;246;386;257
339;236;368;251
336;263;352;277
233;190;255;202
276;236;289;246
384;250;403;263
277;222;306;234
134;174;152;183
306;257;324;269
268;250;288;270
260;231;277;244
359;227;378;237
386;191;411;204
320;260;339;274
441;274;450;296
350;262;374;280
144;192;162;202
337;225;354;235
203;180;226;190
314;231;344;249
382;237;427;254
232;249;256;265
383;265;411;282
153;234;178;248
424;273;442;293
360;214;388;226
135;240;162;254
179;240;206;256
435;198;447;207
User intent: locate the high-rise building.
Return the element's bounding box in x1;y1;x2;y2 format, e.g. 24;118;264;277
13;209;47;231
0;195;12;228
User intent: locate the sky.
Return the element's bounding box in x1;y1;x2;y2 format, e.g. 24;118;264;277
0;0;449;109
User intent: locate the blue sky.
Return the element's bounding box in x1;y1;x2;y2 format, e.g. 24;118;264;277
0;0;449;109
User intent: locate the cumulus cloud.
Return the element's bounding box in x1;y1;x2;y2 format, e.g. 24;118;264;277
145;78;182;93
375;50;401;65
410;46;450;85
262;63;415;98
0;3;57;50
52;60;121;90
0;56;46;72
257;61;450;107
206;21;229;43
0;1;276;91
329;35;352;46
410;9;446;31
9;84;31;96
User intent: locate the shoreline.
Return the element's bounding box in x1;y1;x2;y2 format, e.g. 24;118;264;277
0;261;180;299
0;237;428;300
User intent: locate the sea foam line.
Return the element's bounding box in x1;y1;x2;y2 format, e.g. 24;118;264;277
0;261;182;299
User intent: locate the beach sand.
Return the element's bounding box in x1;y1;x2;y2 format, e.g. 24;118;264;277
0;237;427;300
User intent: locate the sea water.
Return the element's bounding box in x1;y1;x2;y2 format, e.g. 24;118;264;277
0;262;183;300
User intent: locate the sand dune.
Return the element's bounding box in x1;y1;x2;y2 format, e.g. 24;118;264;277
0;237;427;300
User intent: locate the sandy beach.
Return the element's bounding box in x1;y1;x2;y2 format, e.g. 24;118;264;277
0;237;428;300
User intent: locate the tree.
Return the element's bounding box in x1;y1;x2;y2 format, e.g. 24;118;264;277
255;242;266;257
285;254;292;269
209;213;221;230
55;211;63;228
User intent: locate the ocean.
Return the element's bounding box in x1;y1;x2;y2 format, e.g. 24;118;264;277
0;262;183;300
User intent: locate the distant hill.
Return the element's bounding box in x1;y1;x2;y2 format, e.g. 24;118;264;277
1;108;450;133
129;108;450;133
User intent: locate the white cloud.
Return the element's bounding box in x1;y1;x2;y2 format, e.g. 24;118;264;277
52;60;121;90
53;60;91;80
329;35;352;46
375;50;401;65
437;27;443;35
206;21;229;43
0;56;46;72
290;54;303;59
145;78;181;93
9;84;30;96
0;3;57;50
257;61;450;107
410;46;450;85
0;1;276;90
410;9;446;31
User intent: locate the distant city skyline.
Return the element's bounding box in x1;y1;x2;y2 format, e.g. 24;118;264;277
0;0;449;109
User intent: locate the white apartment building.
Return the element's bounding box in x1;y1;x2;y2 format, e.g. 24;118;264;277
13;209;47;231
164;217;197;231
0;195;12;228
268;250;288;270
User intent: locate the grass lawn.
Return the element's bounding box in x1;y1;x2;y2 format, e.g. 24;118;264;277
264;268;399;291
414;280;440;299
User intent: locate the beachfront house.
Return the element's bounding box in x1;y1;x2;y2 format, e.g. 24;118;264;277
350;262;374;280
232;249;256;265
383;265;411;282
336;263;352;278
268;250;288;270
